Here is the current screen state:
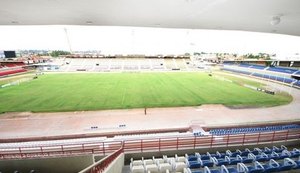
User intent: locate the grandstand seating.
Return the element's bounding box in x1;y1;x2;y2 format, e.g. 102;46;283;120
267;67;298;74
223;62;234;65
249;64;266;70
239;63;252;68
0;68;27;77
164;59;176;69
222;67;252;75
222;64;300;87
295;81;300;87
236;63;299;73
129;145;300;173
176;59;188;69
209;124;300;135
59;58;196;72
2;62;25;68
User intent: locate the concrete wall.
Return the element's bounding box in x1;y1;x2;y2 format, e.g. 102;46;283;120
0;155;94;173
104;153;125;173
94;155;105;162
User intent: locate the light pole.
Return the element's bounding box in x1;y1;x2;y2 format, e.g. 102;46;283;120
64;27;73;53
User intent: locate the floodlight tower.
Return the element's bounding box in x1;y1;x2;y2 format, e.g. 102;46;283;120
64;27;73;53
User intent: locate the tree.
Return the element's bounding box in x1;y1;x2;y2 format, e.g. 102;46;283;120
50;50;71;57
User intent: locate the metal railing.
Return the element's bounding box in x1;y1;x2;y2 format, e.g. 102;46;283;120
79;147;123;173
0;129;299;160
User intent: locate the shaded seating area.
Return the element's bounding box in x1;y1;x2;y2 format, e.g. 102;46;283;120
222;63;300;88
267;67;299;74
128;145;300;173
184;146;300;173
209;124;300;135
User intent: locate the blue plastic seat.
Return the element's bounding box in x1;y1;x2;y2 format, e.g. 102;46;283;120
263;147;272;154
247;167;264;173
191;170;203;173
189;162;201;169
240;154;254;164
277;164;294;171
294;160;300;169
251;148;261;155
261;159;280;173
272;146;286;153
255;153;270;162
267;152;280;160
240;149;250;156
200;154;210;160
188;155;198;161
201;159;214;167
247;161;265;173
227;167;239;173
228;156;242;165
277;158;297;171
278;150;291;160
186;167;202;173
216;151;227;158
226;150;241;157
212;156;230;166
262;165;278;173
209;169;221;173
203;165;230;173
291;148;300;158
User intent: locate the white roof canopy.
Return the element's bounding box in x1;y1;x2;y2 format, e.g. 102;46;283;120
0;0;299;36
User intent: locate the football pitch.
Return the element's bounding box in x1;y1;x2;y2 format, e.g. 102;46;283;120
0;72;292;113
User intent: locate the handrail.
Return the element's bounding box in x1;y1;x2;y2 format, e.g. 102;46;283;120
79;147;123;173
0;129;299;160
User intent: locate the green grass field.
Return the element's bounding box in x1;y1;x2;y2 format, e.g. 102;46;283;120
0;72;292;113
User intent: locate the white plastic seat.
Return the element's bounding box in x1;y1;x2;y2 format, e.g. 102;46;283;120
175;154;186;162
145;164;159;173
183;168;191;173
131;165;145;173
174;162;187;172
167;157;175;164
159;163;172;173
155;158;164;164
132;160;143;166
144;159;154;165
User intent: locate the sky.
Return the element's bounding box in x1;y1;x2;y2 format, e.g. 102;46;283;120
0;25;300;57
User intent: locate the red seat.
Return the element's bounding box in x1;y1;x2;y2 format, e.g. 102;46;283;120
0;69;26;76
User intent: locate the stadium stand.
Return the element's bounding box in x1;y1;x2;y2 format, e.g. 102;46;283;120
1;124;299;172
0;68;27;77
57;58;196;72
209;124;300;135
239;63;252;68
222;63;300;87
222;67;252;75
128;145;300;173
267;67;299;74
248;64;266;70
176;59;188;69
2;62;25;68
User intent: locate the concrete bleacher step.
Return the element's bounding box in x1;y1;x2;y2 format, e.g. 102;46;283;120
122;165;131;173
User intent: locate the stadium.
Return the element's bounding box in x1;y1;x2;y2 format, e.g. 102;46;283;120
0;0;300;173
